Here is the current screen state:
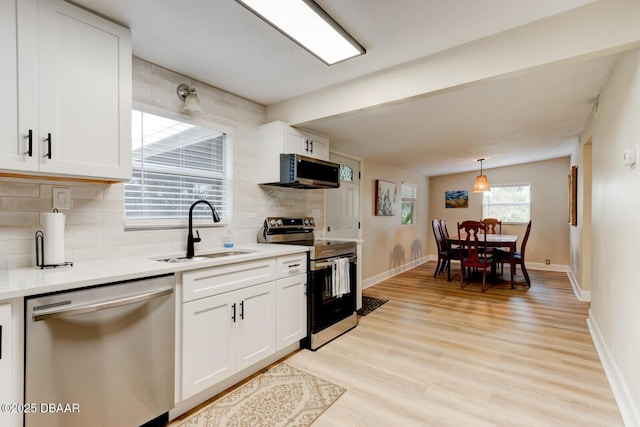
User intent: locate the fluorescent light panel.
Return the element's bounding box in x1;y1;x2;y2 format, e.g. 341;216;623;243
237;0;365;65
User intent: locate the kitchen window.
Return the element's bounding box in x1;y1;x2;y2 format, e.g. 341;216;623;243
482;183;530;223
124;109;230;229
401;182;417;225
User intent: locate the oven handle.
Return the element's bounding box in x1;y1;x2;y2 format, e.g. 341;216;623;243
311;254;357;271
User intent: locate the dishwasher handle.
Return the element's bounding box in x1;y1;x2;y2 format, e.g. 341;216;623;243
32;288;173;322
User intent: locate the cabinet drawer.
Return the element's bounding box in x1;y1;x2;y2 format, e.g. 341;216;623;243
183;259;276;302
276;253;307;279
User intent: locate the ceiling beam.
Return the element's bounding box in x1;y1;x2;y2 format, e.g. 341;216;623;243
266;0;640;125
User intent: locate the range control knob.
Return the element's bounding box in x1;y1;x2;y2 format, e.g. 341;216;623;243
308;218;314;226
303;219;310;226
276;219;283;226
269;219;277;226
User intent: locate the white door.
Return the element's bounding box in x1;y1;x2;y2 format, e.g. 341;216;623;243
326;153;360;239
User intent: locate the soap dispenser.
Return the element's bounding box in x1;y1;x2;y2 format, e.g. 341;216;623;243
224;228;234;248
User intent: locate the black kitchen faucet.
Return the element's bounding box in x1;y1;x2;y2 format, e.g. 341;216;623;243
187;200;221;258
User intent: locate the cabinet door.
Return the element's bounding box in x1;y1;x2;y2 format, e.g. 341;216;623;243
282;128;329;160
235;282;276;371
35;0;132;180
0;0;38;172
0;304;12;427
283;127;309;157
182;293;235;399
304;133;329;160
276;275;307;350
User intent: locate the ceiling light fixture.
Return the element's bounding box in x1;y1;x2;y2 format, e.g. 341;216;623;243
177;84;202;114
472;158;491;193
235;0;365;65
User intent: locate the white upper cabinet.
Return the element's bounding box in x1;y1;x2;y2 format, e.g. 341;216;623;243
257;121;329;183
0;0;132;181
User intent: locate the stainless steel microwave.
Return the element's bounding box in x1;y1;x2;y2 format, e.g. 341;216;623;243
270;154;340;189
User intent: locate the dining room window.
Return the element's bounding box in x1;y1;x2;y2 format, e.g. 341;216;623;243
401;182;417;225
124;109;230;229
482;183;530;223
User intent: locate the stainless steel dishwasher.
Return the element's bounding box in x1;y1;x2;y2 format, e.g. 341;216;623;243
24;274;175;427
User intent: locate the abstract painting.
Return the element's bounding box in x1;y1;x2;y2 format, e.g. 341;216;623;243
445;190;468;208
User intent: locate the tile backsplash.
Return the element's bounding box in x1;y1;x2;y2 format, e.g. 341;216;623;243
0;57;324;268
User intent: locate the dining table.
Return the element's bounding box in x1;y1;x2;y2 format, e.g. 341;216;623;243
447;234;519;288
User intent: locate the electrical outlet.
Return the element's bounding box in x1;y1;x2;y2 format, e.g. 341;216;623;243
52;187;71;210
545;259;550;265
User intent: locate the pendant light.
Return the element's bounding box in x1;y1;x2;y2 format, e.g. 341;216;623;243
472;158;490;192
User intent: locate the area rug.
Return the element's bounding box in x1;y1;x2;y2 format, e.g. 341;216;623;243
174;363;345;427
357;296;389;316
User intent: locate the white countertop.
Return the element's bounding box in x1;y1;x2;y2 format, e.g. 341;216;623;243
0;243;308;301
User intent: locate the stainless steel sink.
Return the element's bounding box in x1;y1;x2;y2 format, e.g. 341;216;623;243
198;250;254;258
155;249;254;263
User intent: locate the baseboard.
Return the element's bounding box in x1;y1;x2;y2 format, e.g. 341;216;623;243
587;310;640;426
567;268;590;302
362;256;430;289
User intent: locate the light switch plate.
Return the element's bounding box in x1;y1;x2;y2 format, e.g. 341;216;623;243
52;187;71;210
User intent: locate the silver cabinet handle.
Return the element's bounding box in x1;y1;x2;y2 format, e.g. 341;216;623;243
32;288;173;322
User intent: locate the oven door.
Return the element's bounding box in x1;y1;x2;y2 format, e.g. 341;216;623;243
308;254;357;333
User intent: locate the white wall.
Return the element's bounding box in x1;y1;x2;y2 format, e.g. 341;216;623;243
0;58;324;268
578;47;640;425
360;160;429;288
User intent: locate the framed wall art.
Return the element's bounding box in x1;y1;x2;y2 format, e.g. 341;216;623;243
445;190;468;208
568;165;578;226
375;179;397;216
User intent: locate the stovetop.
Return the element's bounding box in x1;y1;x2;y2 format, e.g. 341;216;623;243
257;217;356;260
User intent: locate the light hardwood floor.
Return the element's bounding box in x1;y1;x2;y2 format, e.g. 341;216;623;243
285;262;624;426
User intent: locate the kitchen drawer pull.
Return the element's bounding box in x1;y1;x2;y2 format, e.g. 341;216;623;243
44;133;52;159
240;301;244;320
309;140;313;153
231;303;236;322
287;263;301;268
25;129;33;157
32;288;173;321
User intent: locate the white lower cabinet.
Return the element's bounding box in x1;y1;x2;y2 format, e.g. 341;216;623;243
179;252;307;402
181;269;276;400
276;274;307;350
0;303;12;427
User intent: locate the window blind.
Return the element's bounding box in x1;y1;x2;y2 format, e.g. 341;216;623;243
125;111;229;228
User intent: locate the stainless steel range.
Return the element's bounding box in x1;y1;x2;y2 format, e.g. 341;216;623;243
258;217;357;350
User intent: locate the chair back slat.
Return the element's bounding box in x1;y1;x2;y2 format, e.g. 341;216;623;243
481;218;502;234
458;220;489;264
432;219;444;252
520;220;532;257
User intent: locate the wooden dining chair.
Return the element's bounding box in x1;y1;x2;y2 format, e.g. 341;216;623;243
495;220;532;287
481;218;502;234
458;220;494;292
432;219;460;280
